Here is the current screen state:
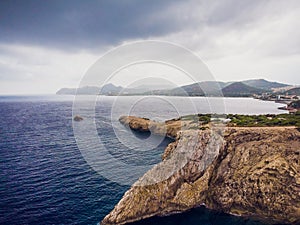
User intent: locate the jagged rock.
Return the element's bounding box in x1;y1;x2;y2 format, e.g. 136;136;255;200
206;127;300;224
101;117;300;225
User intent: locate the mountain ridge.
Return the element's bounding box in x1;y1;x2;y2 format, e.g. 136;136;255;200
222;82;265;97
56;79;292;97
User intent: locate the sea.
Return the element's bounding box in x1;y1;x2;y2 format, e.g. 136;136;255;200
0;95;287;225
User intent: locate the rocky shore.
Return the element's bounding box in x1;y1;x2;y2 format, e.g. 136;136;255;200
101;116;300;225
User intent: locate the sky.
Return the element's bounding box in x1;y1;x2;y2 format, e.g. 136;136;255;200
0;0;300;94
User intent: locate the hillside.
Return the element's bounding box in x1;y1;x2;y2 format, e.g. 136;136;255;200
100;83;123;95
56;87;77;95
242;79;289;90
178;81;227;96
150;80;287;97
283;87;300;96
147;81;227;96
56;79;293;97
56;83;122;95
56;86;99;95
222;82;265;97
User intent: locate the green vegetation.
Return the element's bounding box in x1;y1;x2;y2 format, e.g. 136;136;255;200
227;113;300;127
179;113;300;128
180;114;211;124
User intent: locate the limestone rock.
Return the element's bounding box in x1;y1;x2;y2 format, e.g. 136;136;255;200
101;117;300;225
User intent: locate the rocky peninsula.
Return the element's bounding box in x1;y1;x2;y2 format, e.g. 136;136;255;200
101;116;300;225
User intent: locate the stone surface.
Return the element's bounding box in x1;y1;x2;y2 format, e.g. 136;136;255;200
73;115;83;121
119;116;193;139
101;117;300;225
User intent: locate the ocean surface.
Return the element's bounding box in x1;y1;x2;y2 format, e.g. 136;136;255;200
0;95;287;225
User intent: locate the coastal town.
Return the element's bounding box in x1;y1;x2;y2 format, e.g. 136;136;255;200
254;86;300;113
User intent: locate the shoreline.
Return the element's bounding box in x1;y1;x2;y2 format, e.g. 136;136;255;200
101;115;300;225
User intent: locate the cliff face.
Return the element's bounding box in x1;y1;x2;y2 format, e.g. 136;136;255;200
102;117;300;225
207;127;300;224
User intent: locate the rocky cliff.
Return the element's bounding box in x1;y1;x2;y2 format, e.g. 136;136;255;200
101;117;300;225
119;115;185;139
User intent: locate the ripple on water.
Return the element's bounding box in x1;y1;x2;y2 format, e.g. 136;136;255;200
0;97;278;225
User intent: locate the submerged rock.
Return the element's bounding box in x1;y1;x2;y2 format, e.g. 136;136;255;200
101;117;300;225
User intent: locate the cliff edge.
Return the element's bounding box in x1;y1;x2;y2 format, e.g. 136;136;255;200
101;116;300;225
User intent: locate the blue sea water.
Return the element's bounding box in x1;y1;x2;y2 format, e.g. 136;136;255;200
0;95;286;225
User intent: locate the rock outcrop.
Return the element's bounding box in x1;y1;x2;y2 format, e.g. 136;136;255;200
73;115;83;121
119;115;200;139
102;117;300;225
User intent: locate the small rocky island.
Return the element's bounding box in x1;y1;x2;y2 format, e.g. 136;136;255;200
101;115;300;225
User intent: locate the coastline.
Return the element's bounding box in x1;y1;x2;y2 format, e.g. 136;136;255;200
101;115;300;225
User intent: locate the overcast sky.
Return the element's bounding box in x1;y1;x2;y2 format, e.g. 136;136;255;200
0;0;300;94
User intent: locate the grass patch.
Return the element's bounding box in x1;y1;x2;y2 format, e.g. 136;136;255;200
179;112;300;128
227;112;300;127
180;114;212;124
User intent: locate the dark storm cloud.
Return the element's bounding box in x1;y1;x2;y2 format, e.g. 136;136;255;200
1;0;300;94
1;0;300;56
0;0;183;50
2;0;297;53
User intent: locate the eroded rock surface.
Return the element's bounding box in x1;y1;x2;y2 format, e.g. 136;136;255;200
102;117;300;225
119;116;192;139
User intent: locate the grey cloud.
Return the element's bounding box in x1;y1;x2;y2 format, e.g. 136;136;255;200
183;0;300;58
0;0;182;50
1;0;300;55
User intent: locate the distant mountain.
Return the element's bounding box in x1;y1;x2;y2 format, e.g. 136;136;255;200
56;86;99;95
146;81;227;96
196;81;228;96
100;83;122;95
145;80;286;97
222;82;265;97
180;81;228;96
120;84;175;95
56;87;77;95
131;84;174;92
242;79;289;90
56;79;294;97
56;83;122;95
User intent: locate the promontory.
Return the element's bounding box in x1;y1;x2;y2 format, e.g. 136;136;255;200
101;114;300;225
